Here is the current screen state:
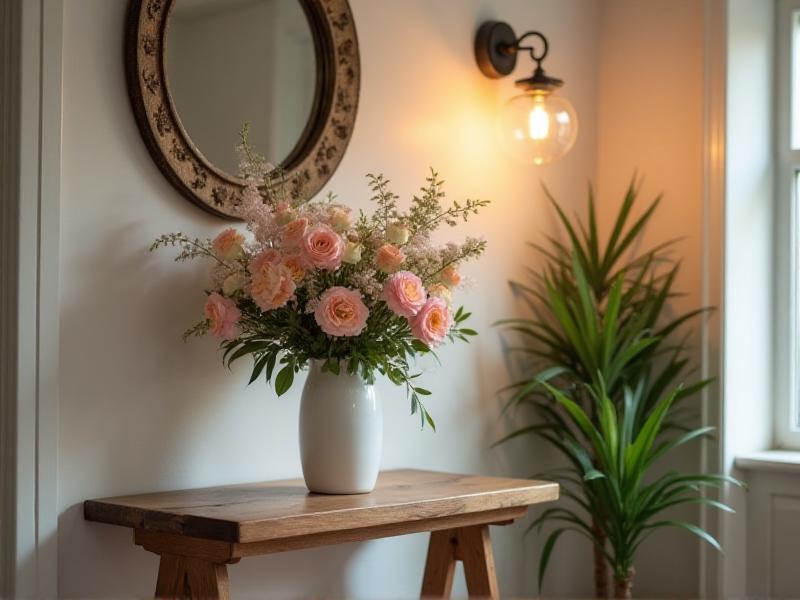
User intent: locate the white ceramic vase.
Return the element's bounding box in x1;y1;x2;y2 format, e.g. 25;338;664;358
299;360;383;494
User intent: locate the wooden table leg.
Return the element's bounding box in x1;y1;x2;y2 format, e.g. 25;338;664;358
421;525;499;599
154;553;230;600
458;525;498;598
421;530;458;597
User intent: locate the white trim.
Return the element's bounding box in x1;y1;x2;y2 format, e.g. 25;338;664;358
775;0;800;449
719;0;777;595
700;0;727;597
1;0;63;596
736;450;800;472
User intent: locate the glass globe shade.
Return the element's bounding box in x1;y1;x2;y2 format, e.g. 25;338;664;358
497;91;578;165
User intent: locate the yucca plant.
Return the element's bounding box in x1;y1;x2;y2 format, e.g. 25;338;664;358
497;180;739;597
533;379;738;597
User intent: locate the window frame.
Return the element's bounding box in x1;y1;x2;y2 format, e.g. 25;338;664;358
775;0;800;448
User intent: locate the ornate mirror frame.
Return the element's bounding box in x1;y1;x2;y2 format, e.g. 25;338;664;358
125;0;360;219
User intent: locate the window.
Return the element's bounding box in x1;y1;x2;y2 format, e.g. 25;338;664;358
776;0;800;447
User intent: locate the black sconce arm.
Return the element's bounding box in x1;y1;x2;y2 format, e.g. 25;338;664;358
475;22;563;92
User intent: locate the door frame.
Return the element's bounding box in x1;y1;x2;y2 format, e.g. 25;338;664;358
0;0;63;596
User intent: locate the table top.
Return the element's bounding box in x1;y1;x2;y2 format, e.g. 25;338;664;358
84;469;558;544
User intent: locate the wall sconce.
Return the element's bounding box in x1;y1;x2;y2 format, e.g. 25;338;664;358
475;21;578;165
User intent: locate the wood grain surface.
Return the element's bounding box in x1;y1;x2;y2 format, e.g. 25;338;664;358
85;469;558;543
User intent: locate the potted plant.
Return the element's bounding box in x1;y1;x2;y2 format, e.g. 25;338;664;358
497;181;741;597
152;128;488;494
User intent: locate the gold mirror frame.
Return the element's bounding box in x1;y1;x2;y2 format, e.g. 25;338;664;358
125;0;360;219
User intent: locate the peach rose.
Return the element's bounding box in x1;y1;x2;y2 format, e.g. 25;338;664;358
302;224;344;270
375;244;406;273
249;260;296;311
314;287;369;337
410;297;452;348
248;249;281;274
440;265;462;288
282;254;307;282
381;271;427;317
212;228;245;261
281;218;309;249
204;292;241;340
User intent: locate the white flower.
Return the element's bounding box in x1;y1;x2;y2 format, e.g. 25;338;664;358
343;242;363;264
328;207;352;232
386;223;410;245
428;283;453;306
222;272;247;296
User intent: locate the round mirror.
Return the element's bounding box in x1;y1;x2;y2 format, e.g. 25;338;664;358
125;0;359;219
166;0;318;176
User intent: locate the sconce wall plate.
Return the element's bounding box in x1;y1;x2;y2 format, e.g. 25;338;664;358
474;21;518;78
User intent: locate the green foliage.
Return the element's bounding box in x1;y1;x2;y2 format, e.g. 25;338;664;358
531;381;739;585
218;298;477;432
497;178;741;592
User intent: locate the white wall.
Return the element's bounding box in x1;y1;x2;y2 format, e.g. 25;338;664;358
57;1;603;598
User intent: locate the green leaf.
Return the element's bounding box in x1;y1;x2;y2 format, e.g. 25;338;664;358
538;528;566;592
644;520;721;552
327;359;341;375
424;410;436;431
411;339;431;353
265;353;278;382
248;354;270;385
274;365;295;396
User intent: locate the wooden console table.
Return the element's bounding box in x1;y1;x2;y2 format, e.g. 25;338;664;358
84;469;558;599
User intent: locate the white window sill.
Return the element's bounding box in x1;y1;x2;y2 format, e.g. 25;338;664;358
735;450;800;474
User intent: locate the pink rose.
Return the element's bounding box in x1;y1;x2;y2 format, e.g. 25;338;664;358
375;244;406;273
212;228;245;261
410;297;452;348
281;218;308;249
440;265;462;288
249;260;296;311
302;224;344;270
314;287;369;337
381;271;427;317
204;292;241;340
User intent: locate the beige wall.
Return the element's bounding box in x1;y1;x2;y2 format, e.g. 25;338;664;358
595;1;706;596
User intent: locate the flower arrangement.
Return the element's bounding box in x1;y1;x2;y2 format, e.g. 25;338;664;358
152;128;489;429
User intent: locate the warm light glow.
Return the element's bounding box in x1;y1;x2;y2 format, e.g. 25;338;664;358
528;103;550;140
497;91;578;165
